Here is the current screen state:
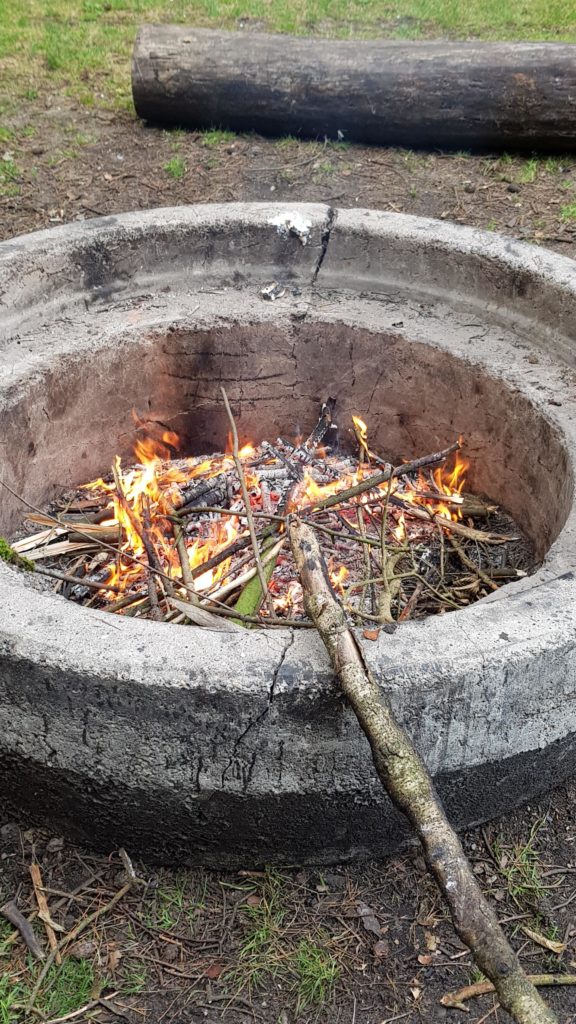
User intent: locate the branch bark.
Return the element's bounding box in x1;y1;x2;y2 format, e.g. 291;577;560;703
289;517;557;1024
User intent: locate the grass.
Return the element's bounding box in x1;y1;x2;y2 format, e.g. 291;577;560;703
140;869;207;931
200;127;236;146
36;959;101;1019
0;958;100;1023
164;154;186;178
224;868;340;1011
560;202;576;221
490;817;548;913
0;159;20;198
0;972;24;1024
1;1;576;113
518;157;539;183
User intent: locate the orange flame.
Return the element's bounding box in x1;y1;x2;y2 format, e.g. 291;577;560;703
78;412;469;614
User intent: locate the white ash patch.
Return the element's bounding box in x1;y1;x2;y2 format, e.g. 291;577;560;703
269;211;312;246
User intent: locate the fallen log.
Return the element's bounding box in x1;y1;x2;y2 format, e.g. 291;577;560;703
132;27;576;152
289;516;557;1024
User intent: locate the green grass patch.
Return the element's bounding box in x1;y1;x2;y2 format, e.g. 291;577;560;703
0;159;20;197
0;971;25;1024
293;937;340;1012
490;817;548;913
1;1;576;113
200;127;237;146
164;154;186;178
560;201;576;221
37;959;100;1019
518;157;538;183
225;869;340;1011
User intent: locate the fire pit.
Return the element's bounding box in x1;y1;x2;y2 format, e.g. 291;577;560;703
1;204;576;866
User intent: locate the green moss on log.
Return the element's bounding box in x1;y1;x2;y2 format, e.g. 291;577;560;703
0;536;34;571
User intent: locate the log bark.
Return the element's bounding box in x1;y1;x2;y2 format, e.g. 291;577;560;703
289;517;558;1024
132;27;576;152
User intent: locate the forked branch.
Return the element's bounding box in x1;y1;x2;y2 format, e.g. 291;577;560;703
289;517;557;1024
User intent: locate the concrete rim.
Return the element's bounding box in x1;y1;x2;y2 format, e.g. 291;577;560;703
1;203;576;865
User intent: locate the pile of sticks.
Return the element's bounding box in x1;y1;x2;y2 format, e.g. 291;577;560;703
11;391;533;630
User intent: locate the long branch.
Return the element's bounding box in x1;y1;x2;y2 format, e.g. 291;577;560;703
289;517;557;1024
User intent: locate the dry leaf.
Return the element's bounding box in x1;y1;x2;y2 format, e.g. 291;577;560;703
521;925;566;955
356;902;381;937
424;931;438;951
204;963;224;979
69;939;97;959
107;944;122;972
363;629;379;641
245;894;261;907
410;986;422;1001
417;954;433;966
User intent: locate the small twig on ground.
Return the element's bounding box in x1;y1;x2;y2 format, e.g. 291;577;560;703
221;387;275;617
0;899;45;960
30;862;62;963
441;975;576;1011
42;993;120;1024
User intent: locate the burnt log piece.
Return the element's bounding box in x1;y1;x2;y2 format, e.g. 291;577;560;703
132;27;576;152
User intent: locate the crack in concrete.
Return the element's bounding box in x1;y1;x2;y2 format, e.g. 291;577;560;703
220;629;295;790
311;207;337;286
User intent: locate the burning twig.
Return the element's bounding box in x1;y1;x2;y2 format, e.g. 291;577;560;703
112;459;164;620
32;566;124;593
305;441;461;515
221;387;275;618
289;518;557;1024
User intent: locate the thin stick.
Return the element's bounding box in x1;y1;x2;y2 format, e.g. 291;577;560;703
172;514;195;593
0;900;45;960
221;388;275;616
43;993;120;1024
289;518;557;1024
33;566;123;593
441;975;576;1010
307;518;379;547
30;863;62;964
447;533;499;592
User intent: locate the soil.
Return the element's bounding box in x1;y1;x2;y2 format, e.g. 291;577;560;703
2;101;576;254
1;95;576;1024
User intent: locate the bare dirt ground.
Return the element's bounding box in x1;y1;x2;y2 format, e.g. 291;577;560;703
2;96;576;1024
2;99;576;251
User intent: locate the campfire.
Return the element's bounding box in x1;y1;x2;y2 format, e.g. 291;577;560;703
12;393;534;629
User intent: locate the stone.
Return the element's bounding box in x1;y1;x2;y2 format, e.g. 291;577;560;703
1;204;576;866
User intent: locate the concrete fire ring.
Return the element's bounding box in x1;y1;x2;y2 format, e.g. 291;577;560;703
1;203;576;867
